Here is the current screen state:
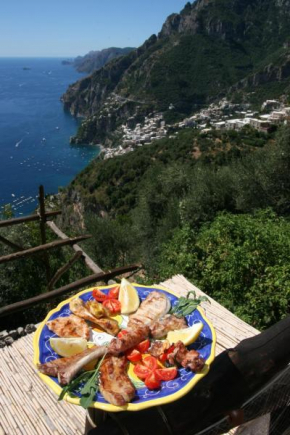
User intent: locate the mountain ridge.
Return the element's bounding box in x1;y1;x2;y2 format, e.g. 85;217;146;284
73;47;135;74
62;0;290;144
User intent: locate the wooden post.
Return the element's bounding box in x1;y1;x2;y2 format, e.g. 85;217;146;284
38;185;51;285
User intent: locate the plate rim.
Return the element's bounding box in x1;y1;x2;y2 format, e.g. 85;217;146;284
33;283;216;412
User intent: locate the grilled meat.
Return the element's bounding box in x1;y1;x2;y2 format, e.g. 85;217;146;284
70;298;119;336
57;345;107;385
167;341;205;372
148;340;170;359
46;314;90;340
92;317;120;336
108;324;149;355
150;314;187;339
128;291;170;328
37;346;98;378
99;355;135;406
39;325;149;385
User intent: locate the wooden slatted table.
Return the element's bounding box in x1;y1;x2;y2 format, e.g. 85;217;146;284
0;275;259;435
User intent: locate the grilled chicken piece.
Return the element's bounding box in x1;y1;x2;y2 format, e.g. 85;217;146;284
148;340;170;359
150;314;187;339
70;298;119;336
128;291;171;328
99;355;135;406
108;324;149;355
37;346;98;378
167;341;205;372
46;314;90;340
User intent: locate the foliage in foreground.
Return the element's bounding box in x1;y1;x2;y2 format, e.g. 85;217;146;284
158;210;290;330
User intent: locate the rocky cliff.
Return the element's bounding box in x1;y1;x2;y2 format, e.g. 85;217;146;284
62;0;290;144
73;47;135;74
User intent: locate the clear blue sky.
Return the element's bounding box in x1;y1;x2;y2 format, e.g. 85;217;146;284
0;0;188;57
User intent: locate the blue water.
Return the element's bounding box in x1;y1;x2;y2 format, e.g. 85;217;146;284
0;58;99;216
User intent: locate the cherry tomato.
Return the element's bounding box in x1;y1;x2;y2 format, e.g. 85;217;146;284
155;367;178;381
142;356;158;371
125;349;142;363
144;371;161;390
159;344;176;363
92;288;107;302
133;363;152;380
107;285;120;300
103;299;121;315
136;339;150;354
117;330;129;339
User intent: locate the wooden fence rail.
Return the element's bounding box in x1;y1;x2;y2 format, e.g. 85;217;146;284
0;234;91;264
0;264;141;317
0;210;61;228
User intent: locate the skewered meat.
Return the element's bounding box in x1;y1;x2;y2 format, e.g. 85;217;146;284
150;314;187;339
109;325;149;355
128;291;171;328
70;298;119;336
46;315;90;340
148;340;170;359
167;341;205;372
99;355;135;406
37;346;98;378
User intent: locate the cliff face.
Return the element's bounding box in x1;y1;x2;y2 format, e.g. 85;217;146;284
62;0;290;144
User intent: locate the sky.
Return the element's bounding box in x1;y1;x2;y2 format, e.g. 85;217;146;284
0;0;188;57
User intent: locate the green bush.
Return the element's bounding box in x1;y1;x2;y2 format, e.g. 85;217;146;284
158;210;290;329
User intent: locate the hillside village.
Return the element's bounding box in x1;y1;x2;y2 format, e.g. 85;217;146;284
101;98;290;160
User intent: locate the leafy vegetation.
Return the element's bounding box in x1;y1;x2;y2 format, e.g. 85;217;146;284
67;127;272;219
158;211;290;330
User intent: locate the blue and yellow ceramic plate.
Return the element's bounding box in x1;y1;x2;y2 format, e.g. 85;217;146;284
33;284;216;412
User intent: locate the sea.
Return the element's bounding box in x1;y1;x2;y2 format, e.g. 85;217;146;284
0;57;100;216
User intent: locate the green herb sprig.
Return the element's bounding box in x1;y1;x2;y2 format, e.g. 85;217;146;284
170;291;210;318
58;352;107;409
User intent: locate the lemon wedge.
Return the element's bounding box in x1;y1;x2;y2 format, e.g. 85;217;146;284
50;337;87;357
118;278;140;314
167;322;203;346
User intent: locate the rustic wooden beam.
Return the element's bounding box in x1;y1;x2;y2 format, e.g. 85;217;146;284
0;234;91;264
0;210;61;228
0;235;24;251
47;221;103;274
47;251;83;290
38;185;51;284
0;264;141;317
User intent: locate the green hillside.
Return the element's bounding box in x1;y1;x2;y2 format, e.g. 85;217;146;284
62;0;290;143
